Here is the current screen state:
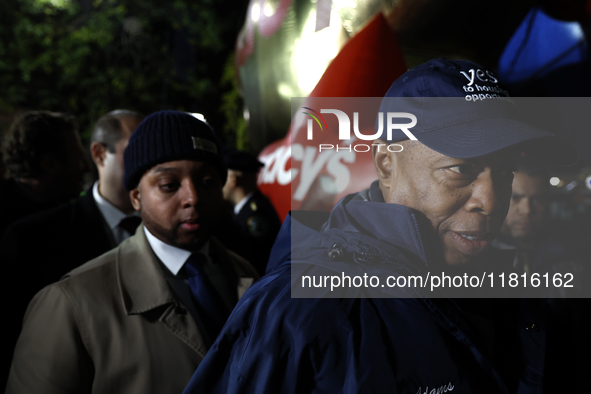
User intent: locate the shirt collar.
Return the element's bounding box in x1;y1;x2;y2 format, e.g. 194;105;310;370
233;192;255;215
93;181;138;229
143;226;209;276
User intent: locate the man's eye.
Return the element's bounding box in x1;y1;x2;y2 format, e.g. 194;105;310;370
159;182;179;191
449;165;473;175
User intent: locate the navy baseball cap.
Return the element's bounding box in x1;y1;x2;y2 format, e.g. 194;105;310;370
223;147;264;173
378;58;578;166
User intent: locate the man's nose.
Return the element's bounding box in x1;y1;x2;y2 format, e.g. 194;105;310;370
517;198;532;216
181;180;199;207
465;172;509;215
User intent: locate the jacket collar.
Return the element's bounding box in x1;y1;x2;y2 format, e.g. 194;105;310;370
116;227;178;315
116;228;258;315
78;188;117;248
322;180;438;270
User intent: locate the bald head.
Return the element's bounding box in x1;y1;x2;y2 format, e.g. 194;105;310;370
91;110;144;153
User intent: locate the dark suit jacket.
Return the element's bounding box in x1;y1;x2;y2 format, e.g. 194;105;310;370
0;178;58;239
2;188;115;299
1;189;115;389
234;190;281;275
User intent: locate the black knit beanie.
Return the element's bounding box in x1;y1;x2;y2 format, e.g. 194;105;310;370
123;110;227;191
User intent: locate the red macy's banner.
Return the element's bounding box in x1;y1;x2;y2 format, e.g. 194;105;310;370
251;11;407;221
234;0;591;222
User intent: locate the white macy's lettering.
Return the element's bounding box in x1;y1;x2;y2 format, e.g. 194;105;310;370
258;144;354;201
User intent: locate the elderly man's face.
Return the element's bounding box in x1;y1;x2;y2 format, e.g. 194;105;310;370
129;160;223;251
375;140;516;265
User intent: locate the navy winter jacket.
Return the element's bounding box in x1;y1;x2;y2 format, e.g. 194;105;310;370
183;181;589;393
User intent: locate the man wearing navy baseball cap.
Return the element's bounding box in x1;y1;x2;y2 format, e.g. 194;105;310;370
7;110;258;394
182;59;587;393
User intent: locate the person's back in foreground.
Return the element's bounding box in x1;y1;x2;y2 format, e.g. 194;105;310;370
183;58;588;393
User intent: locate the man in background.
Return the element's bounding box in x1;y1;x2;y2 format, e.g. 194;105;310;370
222;147;281;275
493;154;586;296
87;109;145;242
0;111;88;237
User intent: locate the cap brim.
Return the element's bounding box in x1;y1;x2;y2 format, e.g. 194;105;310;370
415;117;579;166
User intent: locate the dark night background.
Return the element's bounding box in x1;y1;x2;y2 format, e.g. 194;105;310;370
0;0;250;149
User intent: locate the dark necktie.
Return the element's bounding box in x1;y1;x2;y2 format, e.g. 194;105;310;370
184;253;230;340
119;216;142;235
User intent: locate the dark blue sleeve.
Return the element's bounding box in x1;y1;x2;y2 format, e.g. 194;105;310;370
182;270;315;393
182;264;365;394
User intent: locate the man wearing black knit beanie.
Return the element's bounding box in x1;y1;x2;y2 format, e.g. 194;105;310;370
6;110;258;394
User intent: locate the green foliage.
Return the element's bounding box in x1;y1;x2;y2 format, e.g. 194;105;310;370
220;54;249;151
0;0;249;145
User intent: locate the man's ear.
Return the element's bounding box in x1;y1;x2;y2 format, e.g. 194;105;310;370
90;142;107;167
373;139;395;188
129;186;141;211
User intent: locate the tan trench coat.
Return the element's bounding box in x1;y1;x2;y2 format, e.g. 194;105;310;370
6;227;257;394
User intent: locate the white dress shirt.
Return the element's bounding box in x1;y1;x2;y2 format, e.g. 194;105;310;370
233;192;254;215
143;227;235;311
92;181;140;244
144;226;204;274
